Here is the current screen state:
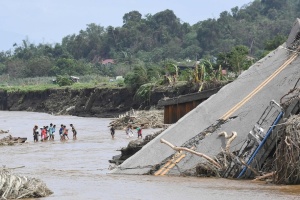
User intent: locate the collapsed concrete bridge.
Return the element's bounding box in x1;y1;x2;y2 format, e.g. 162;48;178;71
112;18;300;177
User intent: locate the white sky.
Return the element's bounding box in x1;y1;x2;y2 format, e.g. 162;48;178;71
0;0;252;51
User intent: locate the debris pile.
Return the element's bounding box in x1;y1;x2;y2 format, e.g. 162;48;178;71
0;168;53;199
159;114;300;184
109;129;165;165
110;109;165;130
0;130;9;134
0;135;27;146
275;115;300;184
0;135;16;146
159;131;237;178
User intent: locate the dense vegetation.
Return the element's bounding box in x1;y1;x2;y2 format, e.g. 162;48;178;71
0;0;299;90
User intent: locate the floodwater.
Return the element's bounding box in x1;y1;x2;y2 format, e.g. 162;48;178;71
0;111;300;200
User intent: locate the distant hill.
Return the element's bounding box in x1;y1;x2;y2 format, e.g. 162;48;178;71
1;0;299;80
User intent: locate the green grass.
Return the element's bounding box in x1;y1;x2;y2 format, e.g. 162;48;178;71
0;75;124;93
0;84;59;93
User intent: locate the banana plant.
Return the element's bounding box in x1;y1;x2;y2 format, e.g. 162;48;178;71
194;59;213;91
164;62;178;85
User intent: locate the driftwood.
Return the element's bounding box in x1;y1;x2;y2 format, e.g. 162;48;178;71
239;158;260;176
253;172;275;181
218;131;237;154
158;130;261;178
0;130;9;134
160;138;222;169
0;168;53;199
218;131;260;176
218;131;237;169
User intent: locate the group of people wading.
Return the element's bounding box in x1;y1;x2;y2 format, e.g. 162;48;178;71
33;123;77;142
110;124;144;139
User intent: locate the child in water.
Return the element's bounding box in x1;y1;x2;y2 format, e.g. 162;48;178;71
70;124;77;140
137;124;144;139
110;125;115;139
125;124;133;138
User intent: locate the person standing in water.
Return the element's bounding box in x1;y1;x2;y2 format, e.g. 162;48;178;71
53;124;56;138
59;124;64;140
33;125;39;142
110;125;115;139
63;125;69;140
70;124;77;140
49;123;54;140
41;126;47;141
39;127;43;141
125;124;133;138
137;124;144;139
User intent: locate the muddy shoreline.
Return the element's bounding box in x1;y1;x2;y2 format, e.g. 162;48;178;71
0;83;200;118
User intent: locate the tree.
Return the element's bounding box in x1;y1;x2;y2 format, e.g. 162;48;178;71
146;65;162;81
25;56;52;77
0;63;7;75
180;45;202;60
196;18;219;56
262;0;287;11
6;59;27;78
123;11;142;25
195;59;214;83
124;65;148;90
227;45;250;74
54;58;76;75
264;35;287;51
118;50;135;70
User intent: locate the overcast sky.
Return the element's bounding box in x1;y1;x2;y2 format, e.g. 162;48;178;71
0;0;252;52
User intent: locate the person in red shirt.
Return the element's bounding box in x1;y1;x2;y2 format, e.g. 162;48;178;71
63;125;69;140
41;127;47;141
137;124;144;139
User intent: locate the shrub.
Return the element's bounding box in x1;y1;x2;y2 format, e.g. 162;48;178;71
56;75;73;86
124;65;148;90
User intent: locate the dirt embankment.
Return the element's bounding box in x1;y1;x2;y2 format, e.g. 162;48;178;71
0;83;199;117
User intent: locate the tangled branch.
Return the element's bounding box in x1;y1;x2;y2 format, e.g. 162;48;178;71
0;168;53;199
160;138;222;169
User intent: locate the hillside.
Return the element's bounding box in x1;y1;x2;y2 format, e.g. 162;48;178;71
1;0;300;82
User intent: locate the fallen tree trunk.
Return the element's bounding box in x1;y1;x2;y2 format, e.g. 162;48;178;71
160;138;222;169
253;172;275;181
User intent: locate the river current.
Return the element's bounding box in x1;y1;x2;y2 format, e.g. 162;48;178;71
0;111;299;200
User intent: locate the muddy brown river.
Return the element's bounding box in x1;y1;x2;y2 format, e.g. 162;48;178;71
0;111;299;200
